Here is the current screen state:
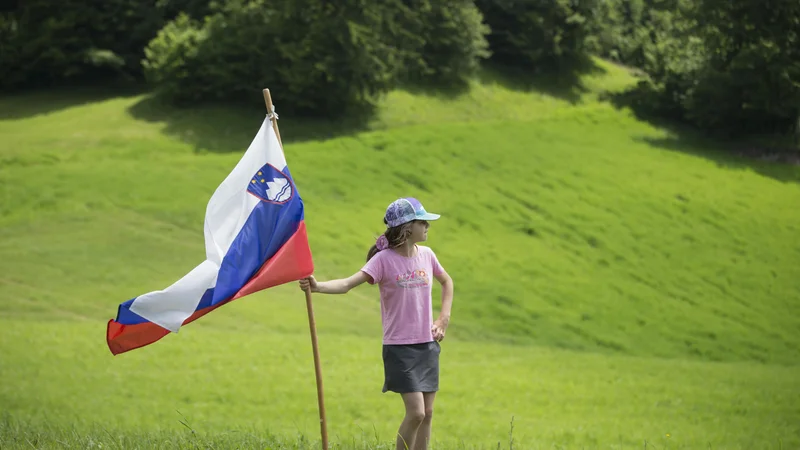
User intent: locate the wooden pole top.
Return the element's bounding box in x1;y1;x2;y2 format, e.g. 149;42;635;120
262;88;283;148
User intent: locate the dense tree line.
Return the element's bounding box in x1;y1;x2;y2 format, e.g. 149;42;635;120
1;0;797;140
587;0;800;140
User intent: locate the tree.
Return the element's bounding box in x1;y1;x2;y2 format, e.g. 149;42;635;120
606;0;800;138
400;0;490;86
475;0;597;70
1;0;163;89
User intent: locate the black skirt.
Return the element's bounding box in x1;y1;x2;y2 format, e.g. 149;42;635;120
382;341;441;393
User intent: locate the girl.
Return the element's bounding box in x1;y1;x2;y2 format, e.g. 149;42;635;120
299;197;454;450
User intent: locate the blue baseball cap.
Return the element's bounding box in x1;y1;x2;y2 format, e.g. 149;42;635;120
384;197;441;228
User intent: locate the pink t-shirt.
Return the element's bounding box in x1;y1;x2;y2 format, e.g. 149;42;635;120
361;245;445;345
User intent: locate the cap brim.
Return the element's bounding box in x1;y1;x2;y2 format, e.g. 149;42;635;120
416;212;440;221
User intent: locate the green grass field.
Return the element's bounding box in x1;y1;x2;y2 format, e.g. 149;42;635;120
1;59;799;449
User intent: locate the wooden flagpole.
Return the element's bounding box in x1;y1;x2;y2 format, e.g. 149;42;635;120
262;88;329;450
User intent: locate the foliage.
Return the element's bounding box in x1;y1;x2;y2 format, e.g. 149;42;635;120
474;0;597;70
269;0;411;115
0;0;163;89
685;0;800;136
143;4;280;105
400;0;491;86
596;0;800;139
144;0;421;115
156;0;215;21
585;0;688;73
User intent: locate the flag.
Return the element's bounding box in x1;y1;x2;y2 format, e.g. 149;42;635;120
106;118;314;355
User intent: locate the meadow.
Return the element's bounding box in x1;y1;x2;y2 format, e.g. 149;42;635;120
1;59;799;449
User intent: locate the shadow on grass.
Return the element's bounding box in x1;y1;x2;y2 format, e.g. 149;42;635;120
0;82;146;121
126;94;376;153
603;85;800;185
626;116;800;184
380;56;607;105
638;133;800;184
395;75;473;100
476;56;608;104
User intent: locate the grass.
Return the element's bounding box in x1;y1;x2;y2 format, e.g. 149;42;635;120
1;58;799;448
2;320;798;449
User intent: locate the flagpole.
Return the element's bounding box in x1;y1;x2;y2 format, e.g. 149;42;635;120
262;88;329;450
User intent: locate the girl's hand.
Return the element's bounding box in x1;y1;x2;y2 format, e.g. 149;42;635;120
299;276;318;293
432;318;447;342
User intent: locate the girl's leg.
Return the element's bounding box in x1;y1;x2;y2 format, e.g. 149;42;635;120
396;392;425;450
412;391;436;450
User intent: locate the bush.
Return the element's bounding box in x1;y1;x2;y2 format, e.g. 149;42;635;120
141;14;211;103
143;1;287;105
146;0;488;116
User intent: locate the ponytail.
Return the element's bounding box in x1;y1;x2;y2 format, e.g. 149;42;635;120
365;221;415;262
366;244;380;262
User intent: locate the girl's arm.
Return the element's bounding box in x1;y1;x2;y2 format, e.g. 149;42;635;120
299;271;372;295
432;270;454;340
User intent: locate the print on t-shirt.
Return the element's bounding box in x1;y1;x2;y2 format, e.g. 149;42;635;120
396;269;430;289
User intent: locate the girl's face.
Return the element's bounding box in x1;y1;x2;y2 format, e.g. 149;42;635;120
409;220;430;243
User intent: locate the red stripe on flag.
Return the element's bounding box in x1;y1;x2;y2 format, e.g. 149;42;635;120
232;221;314;300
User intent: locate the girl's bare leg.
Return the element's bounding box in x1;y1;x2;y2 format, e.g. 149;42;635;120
396;392;425;450
412;391;436;450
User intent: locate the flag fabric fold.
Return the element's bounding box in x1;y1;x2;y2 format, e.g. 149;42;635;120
107;118;314;355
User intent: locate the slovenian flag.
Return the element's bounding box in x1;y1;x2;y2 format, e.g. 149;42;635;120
106;118;314;355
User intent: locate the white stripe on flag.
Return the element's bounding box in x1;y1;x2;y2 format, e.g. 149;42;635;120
129;260;219;332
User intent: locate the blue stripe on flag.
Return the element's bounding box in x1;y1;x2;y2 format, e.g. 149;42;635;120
114;167;304;327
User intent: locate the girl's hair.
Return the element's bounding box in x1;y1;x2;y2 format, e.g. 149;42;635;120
366;219;415;262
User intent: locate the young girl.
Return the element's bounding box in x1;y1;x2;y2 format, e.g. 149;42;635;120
299;197;454;450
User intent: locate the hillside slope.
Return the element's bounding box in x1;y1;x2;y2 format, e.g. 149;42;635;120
1;59;798;367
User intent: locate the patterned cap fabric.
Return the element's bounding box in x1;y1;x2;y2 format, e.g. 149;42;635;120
384;197;441;228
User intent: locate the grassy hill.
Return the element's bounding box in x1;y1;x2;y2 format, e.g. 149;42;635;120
1;59;799;449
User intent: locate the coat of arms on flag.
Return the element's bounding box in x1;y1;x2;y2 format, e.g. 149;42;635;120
249;164;294;204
